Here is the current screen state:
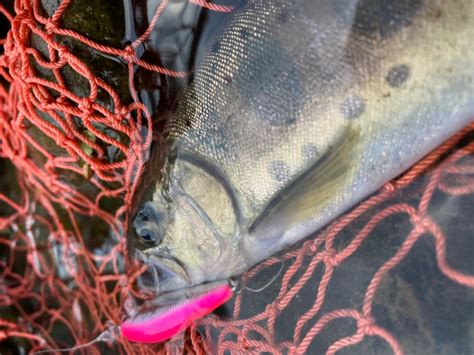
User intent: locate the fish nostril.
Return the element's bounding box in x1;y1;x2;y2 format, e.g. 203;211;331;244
137;211;149;222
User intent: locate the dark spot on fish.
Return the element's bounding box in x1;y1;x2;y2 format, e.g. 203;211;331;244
278;12;290;24
301;144;319;160
223;75;233;85
247;63;302;126
268;161;291;183
239;28;250;40
340;95;366;119
352;0;422;39
211;41;220;54
386;64;410;88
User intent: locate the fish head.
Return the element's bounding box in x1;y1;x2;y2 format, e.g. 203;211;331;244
129;156;240;295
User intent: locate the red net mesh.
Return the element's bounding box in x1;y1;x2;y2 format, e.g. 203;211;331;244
0;1;473;354
195;125;474;354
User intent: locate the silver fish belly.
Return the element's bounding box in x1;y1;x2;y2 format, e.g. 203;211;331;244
130;0;474;294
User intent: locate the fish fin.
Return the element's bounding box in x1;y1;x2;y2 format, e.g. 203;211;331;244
249;125;360;236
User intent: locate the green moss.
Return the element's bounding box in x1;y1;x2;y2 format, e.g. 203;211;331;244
0;160;21;216
60;0;125;47
0;4;136;297
57;37;131;104
2;1;132;340
22;2;133;214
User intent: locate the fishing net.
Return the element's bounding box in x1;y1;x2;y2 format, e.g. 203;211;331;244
0;1;473;354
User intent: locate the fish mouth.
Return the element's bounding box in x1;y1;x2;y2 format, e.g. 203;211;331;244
136;250;191;294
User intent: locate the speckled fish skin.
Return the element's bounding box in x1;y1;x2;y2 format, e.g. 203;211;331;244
130;0;474;294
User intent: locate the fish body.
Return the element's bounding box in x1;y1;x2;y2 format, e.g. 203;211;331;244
130;0;474;294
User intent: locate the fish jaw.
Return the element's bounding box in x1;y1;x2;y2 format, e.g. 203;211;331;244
134;250;191;294
121;281;233;343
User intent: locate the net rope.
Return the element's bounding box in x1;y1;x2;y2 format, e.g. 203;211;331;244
195;125;474;354
0;1;473;354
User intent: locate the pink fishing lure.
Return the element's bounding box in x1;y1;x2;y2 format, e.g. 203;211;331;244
121;282;233;343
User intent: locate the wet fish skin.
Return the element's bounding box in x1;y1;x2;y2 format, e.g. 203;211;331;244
129;0;474;294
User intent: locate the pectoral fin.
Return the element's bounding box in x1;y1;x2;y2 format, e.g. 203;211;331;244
249;125;360;236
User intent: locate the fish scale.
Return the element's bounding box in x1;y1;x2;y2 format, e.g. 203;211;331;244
170;0;352;210
130;0;474;295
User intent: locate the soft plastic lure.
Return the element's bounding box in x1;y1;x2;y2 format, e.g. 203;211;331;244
33;283;233;351
121;281;233;343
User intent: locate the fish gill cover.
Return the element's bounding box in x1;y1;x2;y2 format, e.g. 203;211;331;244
0;0;473;354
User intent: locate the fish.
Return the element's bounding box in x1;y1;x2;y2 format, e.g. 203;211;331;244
127;0;474;314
